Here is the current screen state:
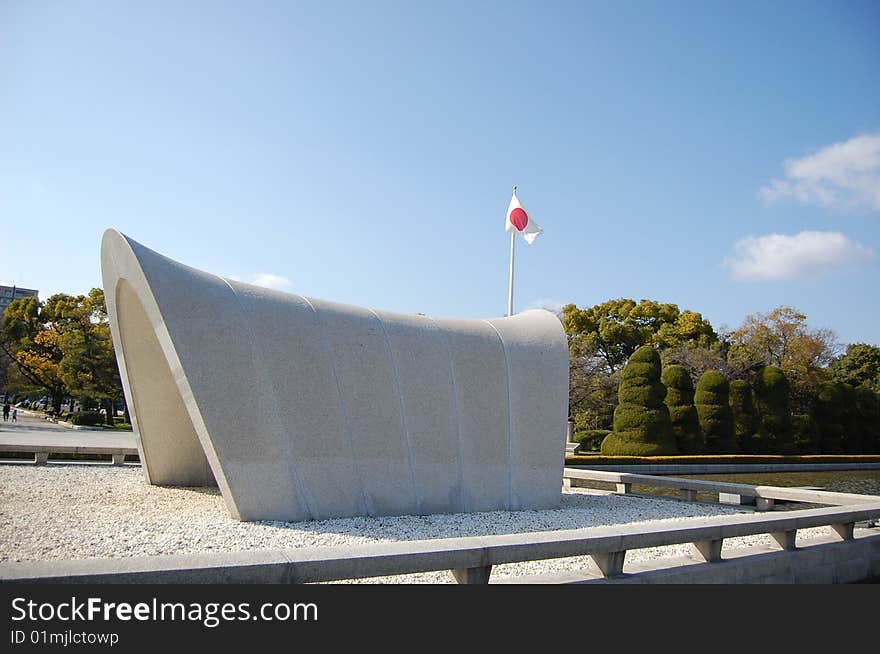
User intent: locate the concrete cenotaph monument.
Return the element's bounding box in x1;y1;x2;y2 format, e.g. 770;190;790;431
101;229;569;521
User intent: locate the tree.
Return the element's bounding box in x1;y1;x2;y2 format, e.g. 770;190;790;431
829;343;880;392
46;290;123;425
0;289;124;421
569;357;621;432
753;366;796;454
662;340;758;386
726;306;839;413
562;299;717;375
662;364;703;453
601;346;678;456
694;371;738;453
563;299;717;432
729;380;761;453
0;346;11;400
0;297;66;413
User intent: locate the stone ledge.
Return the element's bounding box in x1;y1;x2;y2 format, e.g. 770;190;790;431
494;528;880;584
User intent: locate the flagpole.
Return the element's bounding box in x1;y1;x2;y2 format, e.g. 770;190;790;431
507;229;516;317
507;185;517;317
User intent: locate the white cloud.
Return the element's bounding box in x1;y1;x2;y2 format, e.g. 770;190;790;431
524;298;565;313
251;273;292;291
760;133;880;212
724;231;873;281
225;273;292;291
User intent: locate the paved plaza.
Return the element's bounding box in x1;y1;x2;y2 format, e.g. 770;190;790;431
0;410;136;451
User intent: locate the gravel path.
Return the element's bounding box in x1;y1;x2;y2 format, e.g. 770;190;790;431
0;465;834;582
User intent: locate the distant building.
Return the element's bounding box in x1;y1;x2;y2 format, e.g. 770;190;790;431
0;285;39;316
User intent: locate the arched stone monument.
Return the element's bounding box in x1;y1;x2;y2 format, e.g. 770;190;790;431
101;229;569;521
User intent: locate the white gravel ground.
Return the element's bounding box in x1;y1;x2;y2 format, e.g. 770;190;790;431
0;465;833;582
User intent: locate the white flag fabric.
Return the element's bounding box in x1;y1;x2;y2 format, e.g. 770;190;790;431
505;191;543;245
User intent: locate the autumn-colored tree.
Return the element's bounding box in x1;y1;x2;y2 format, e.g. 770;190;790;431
726;306;839;412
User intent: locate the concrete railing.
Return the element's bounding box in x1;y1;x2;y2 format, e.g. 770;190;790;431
563;467;879;511
0;444;137;465
2;498;879;584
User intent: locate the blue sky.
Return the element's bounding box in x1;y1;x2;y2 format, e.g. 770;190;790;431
1;1;878;346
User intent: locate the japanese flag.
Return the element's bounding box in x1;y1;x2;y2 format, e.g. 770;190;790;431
505;191;543;245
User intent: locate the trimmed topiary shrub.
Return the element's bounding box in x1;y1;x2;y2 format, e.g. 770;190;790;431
791;414;820;454
662;365;703;454
601;346;678;456
839;383;863;454
855;388;880;454
753;366;797;454
729;380;763;453
69;411;104;426
815;382;846;454
695;371;738;453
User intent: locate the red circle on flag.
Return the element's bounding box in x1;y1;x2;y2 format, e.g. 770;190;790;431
510;207;529;231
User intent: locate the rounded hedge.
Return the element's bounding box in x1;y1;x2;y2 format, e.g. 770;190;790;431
791;413;821;454
729;380;763;453
618;382;667;407
753;366;796;454
839;383;863;454
695;371;738;453
855;388;880;454
815;382;845;454
601;346;678;456
661;365;703;454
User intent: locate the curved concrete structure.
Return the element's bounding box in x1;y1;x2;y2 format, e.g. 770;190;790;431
100;230;569;521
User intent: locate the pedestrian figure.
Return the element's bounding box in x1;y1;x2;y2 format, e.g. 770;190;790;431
11;409;17;423
2;402;9;421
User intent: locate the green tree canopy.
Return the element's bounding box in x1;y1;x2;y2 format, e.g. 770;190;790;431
1;289;123;420
829;343;880;392
562;299;717;374
1;296;66;412
49;290;122;424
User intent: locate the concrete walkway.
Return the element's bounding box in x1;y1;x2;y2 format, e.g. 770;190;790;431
0;411;137;451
